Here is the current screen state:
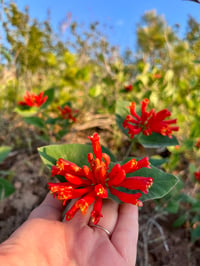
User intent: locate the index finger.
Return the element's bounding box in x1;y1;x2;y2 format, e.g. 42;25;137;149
28;193;65;221
111;204;138;265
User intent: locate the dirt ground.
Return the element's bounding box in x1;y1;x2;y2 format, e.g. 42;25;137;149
0;128;200;266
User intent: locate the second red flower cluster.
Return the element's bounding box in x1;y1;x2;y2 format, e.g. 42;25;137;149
123;98;179;139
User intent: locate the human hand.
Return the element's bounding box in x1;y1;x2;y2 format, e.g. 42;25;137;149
0;193;138;266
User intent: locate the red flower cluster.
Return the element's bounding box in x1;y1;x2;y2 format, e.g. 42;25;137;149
123;98;179;139
194;171;200;182
49;132;153;224
58;105;78;122
124;84;133;92
18;91;48;108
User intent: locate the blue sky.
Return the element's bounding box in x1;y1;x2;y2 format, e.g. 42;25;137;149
12;0;200;51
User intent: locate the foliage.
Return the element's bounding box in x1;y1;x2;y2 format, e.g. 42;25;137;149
0;146;15;199
1;2;200;243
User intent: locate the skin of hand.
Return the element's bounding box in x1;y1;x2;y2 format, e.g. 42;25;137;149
0;193;138;266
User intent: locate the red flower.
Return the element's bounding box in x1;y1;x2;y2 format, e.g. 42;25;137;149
123;98;179;139
18;91;48;107
195;139;200;150
194;171;200;182
152;73;162;79
58;105;78;122
48;132;153;224
124;84;133;92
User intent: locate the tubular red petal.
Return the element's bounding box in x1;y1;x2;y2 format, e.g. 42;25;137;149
170;126;179;131
87;153;94;164
124;115;140;125
94;184;108;198
102;153;110;169
82;165;95;183
129;102;140;120
137;157;150;170
109;187;143;206
75;191;96;215
65;173;91;185
91;198;103;224
65;203;80;221
107;167;126;186
56;158;69;170
71;186;93;199
141;98;149;116
98;165;107;184
51;165;65;177
155;109;171;120
23;91;35;107
119;176;153;194
108;164;122;181
34;91;48;107
143;128;152;136
56;158;84;176
126;124;142;138
48;182;74;193
88;132;102;161
48;182;76;203
164;119;177;124
121;159;137;174
92;159;102;183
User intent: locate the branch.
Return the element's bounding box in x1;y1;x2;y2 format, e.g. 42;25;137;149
184;0;200;4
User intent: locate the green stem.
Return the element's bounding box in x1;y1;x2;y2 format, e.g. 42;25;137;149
123;141;134;160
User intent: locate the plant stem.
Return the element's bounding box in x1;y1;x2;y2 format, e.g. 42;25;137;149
123;140;134;159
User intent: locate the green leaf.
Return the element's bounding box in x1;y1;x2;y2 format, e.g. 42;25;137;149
191;202;200;213
139;164;178;201
165;201;180;214
191;225;200;242
15;106;38;117
0;146;12;163
115;99;130;136
178;193;197;205
0;178;15;200
56;129;70;140
23;117;45;128
46;117;58;125
38;143;116;169
89;85;102;97
138;133;179;148
173;214;187;228
149;157;168;167
41;88;55;109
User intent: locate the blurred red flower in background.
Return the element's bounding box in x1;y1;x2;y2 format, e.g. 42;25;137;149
57;105;78;122
194;171;200;182
195;139;200;150
124;84;133;91
123;98;179;139
18;91;48;108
